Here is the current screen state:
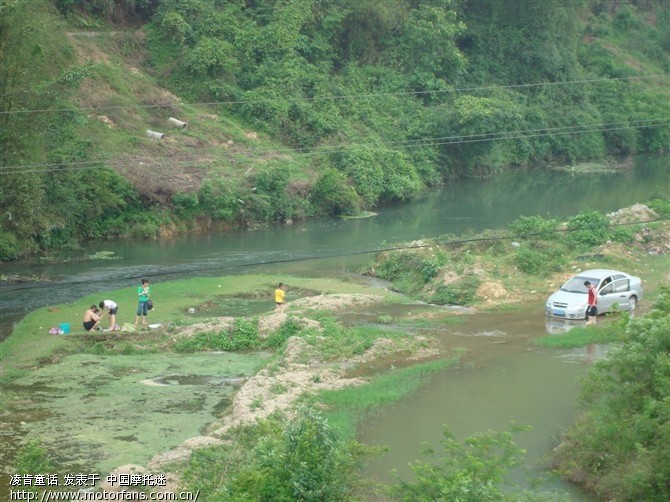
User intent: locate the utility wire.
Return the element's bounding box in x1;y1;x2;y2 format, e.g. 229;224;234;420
1;117;667;174
1;74;667;116
2;217;667;292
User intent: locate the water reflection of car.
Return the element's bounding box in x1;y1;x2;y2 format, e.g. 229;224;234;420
545;317;582;335
545;269;643;320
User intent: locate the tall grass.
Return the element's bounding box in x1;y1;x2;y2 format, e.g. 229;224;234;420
304;358;460;439
533;317;627;348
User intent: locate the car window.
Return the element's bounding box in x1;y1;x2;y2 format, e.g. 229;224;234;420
600;282;615;295
561;276;598;293
613;274;625;280
598;276;613;293
614;279;629;293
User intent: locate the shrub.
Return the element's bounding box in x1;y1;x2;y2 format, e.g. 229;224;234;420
375;251;418;281
647;197;670;217
265;317;302;349
515;246;545;274
509;215;559;240
225;318;260;350
124;211;163;239
172;192;200;218
174;318;260;352
515;241;566;275
0;231;19;261
311;169;360;216
379;149;423;202
159;11;191;45
250;168;303;222
373;250;427;294
333;147;385;206
610;226;634;243
184;37;237;77
15;440;53;474
566;209;610;247
225;408;366;501
421;258;441;282
420;251;448;283
428;275;480;306
391;427;530;502
198;178;240;222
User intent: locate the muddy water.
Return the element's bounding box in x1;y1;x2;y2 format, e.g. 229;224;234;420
356;310;595;500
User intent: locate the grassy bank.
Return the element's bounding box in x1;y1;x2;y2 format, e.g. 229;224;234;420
0;274;394;381
304;357;461;440
534;317;627;348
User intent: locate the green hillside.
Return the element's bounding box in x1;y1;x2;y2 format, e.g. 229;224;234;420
1;0;668;260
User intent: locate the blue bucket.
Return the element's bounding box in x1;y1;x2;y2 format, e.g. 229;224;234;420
59;323;71;334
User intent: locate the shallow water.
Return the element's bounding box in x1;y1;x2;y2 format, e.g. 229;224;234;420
357;310;596;500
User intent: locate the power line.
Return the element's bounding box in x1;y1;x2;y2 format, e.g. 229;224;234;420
1;117;667;175
2;217;667;292
1;74;667;116
259;118;670;154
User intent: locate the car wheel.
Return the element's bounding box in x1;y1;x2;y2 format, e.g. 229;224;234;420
628;296;638;312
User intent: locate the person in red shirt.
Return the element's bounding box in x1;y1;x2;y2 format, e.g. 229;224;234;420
584;281;598;324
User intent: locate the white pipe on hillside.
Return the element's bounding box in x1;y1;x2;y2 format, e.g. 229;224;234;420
146;130;165;140
168;117;187;128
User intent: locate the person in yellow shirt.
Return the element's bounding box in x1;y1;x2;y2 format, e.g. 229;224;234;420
275;282;286;313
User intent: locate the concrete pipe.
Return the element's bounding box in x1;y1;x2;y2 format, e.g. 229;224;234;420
146;130;165;140
168;117;187;128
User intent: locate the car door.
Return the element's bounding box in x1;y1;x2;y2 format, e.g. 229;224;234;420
598;275;630;313
611;276;632;310
597;276;616;313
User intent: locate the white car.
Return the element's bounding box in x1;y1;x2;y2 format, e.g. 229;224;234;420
545;269;643;320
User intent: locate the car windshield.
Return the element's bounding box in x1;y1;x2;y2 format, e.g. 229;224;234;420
560;276;598;293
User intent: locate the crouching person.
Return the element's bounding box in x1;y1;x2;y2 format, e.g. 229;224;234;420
83;305;101;332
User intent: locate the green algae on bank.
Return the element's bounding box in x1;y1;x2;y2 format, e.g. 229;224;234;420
9;351;268;473
0;273;404;478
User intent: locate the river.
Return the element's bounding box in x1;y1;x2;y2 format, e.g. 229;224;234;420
1;155;668;498
2;156;667;333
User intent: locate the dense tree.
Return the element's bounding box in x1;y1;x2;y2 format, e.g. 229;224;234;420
0;0;668;259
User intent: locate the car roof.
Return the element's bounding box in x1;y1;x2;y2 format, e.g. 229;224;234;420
576;269;627;279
